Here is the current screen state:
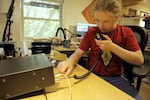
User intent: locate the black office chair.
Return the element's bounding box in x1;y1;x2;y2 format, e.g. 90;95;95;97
124;25;149;91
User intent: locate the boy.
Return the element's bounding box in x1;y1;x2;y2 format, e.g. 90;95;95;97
57;0;143;99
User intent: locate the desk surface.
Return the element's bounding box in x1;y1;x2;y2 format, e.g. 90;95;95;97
53;45;77;52
21;51;134;100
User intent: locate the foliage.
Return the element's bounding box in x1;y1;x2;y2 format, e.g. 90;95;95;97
23;1;61;38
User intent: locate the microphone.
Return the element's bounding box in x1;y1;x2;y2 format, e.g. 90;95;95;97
73;53;100;79
55;27;66;40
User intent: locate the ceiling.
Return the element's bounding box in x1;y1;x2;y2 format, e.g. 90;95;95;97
122;0;150;7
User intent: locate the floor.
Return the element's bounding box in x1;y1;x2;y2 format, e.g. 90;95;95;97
139;81;150;100
139;51;150;100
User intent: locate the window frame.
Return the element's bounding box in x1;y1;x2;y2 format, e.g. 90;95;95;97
22;0;64;40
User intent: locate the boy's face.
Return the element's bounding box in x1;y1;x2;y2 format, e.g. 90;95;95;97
94;10;119;34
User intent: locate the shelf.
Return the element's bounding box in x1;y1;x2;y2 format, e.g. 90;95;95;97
122;16;150;19
121;17;141;21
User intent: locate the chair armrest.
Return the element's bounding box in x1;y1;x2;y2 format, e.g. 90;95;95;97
132;65;150;77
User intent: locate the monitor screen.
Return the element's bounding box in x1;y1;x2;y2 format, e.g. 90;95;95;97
77;23;97;37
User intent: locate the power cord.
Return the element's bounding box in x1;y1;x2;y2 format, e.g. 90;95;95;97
43;73;72;100
55;73;72;100
64;74;72;100
43;90;48;100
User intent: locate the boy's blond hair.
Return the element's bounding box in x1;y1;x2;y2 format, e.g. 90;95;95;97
94;0;121;17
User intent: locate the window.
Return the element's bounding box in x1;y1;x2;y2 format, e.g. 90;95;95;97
23;0;63;39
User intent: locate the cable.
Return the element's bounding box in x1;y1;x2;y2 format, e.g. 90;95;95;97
73;33;103;79
73;52;101;79
43;73;72;100
64;74;72;100
55;73;72;100
43;90;48;100
64;28;74;35
74;32;111;79
64;28;80;37
55;27;66;40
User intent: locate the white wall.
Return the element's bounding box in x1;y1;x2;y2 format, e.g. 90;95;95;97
63;0;92;28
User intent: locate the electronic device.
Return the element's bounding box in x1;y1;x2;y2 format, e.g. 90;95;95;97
31;42;51;54
55;27;71;48
0;53;56;99
95;33;105;40
76;23;97;37
0;42;15;57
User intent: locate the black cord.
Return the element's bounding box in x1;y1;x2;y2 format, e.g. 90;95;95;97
55;27;66;40
64;28;80;37
73;52;101;79
43;90;48;100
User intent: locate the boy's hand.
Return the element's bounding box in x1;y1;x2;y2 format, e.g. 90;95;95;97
95;35;112;51
57;60;74;75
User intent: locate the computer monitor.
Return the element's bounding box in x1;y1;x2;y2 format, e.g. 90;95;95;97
77;23;97;37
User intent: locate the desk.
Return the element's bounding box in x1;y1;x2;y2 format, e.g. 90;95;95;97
53;46;76;52
53;46;89;67
53;45;76;57
21;51;134;100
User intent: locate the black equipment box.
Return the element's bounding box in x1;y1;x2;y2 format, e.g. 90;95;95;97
0;42;15;57
31;42;51;54
0;53;56;99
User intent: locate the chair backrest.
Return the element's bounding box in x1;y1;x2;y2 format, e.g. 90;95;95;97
124;25;148;83
126;26;148;51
